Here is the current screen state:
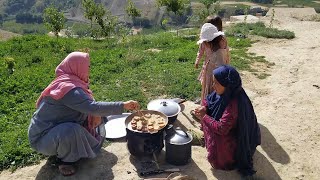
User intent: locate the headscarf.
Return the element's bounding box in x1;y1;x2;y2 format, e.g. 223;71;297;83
206;65;242;120
36;52;99;135
206;65;261;176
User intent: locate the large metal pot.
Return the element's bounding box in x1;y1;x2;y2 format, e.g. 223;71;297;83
147;99;182;124
165;125;193;165
125;110;168;157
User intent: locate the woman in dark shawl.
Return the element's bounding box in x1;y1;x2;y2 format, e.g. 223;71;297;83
194;65;261;177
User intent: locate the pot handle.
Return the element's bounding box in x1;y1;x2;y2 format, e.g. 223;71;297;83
176;127;189;137
160;101;168;106
165;124;175;137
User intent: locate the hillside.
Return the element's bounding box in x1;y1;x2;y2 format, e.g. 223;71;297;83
0;29;20;41
0;0;162;24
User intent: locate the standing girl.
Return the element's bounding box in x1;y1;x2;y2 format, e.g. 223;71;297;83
195;22;230;104
205;16;230;64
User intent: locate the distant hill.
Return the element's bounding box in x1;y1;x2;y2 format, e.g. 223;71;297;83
0;0;163;24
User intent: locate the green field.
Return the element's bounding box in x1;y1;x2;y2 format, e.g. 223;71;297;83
1;21;47;35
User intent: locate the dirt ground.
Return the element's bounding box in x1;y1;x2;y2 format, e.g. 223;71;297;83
0;29;20;41
1;7;320;180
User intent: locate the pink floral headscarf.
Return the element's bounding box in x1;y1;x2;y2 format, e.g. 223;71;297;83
36;52;99;134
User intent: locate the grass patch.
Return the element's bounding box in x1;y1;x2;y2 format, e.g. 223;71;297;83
1;21;47;35
257;73;271;79
274;0;320;8
0;31;268;171
226;22;295;39
291;14;320;22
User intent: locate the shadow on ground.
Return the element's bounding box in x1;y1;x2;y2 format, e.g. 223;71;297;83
211;150;282;180
35;149;117;180
129;150;207;179
259;124;290;164
211;124;287;180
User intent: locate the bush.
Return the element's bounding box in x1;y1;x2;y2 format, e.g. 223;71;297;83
253;28;295;39
226;22;295;39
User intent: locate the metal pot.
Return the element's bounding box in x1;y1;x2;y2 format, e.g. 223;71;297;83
147;99;182;124
165;125;193;165
125;110;168;157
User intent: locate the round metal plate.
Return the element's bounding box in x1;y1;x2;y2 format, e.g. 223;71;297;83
105;113;131;139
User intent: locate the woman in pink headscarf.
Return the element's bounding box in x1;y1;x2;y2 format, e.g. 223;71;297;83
28;52;140;176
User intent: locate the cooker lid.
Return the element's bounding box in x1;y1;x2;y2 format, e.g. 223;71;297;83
147;99;180;117
166;127;192;145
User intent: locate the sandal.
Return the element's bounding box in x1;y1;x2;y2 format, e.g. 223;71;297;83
57;160;76;176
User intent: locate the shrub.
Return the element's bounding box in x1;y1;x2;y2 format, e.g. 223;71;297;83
226;22;295;39
3;57;15;73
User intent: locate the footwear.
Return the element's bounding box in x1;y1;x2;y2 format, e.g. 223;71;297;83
59;164;76;176
57;160;76;176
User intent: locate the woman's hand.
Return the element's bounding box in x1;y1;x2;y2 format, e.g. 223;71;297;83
194;106;207;120
90;116;102;128
124;100;140;111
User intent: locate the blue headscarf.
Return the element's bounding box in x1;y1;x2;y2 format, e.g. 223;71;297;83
206;65;261;176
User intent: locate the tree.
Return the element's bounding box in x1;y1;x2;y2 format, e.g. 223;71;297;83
125;0;141;26
43;7;65;38
200;0;217;11
157;0;190;16
157;0;190;35
198;0;220;23
100;10;119;37
95;3;106;29
82;0;108;38
82;0;119;38
82;0;96;29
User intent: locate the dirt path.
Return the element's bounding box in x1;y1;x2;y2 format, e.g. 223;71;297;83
245;8;320;180
220;1;268;9
1;8;320;180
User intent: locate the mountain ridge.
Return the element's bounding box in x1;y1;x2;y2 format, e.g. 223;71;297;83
0;0;162;23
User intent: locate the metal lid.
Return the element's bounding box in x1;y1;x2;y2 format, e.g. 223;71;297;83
147;99;181;117
166;127;193;145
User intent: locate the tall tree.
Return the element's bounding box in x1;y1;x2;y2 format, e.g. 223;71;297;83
200;0;218;12
157;0;190;35
157;0;190;16
82;0;96;29
95;3;106;28
125;0;141;25
100;10;118;37
43;7;65;37
198;0;220;23
82;0;119;38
